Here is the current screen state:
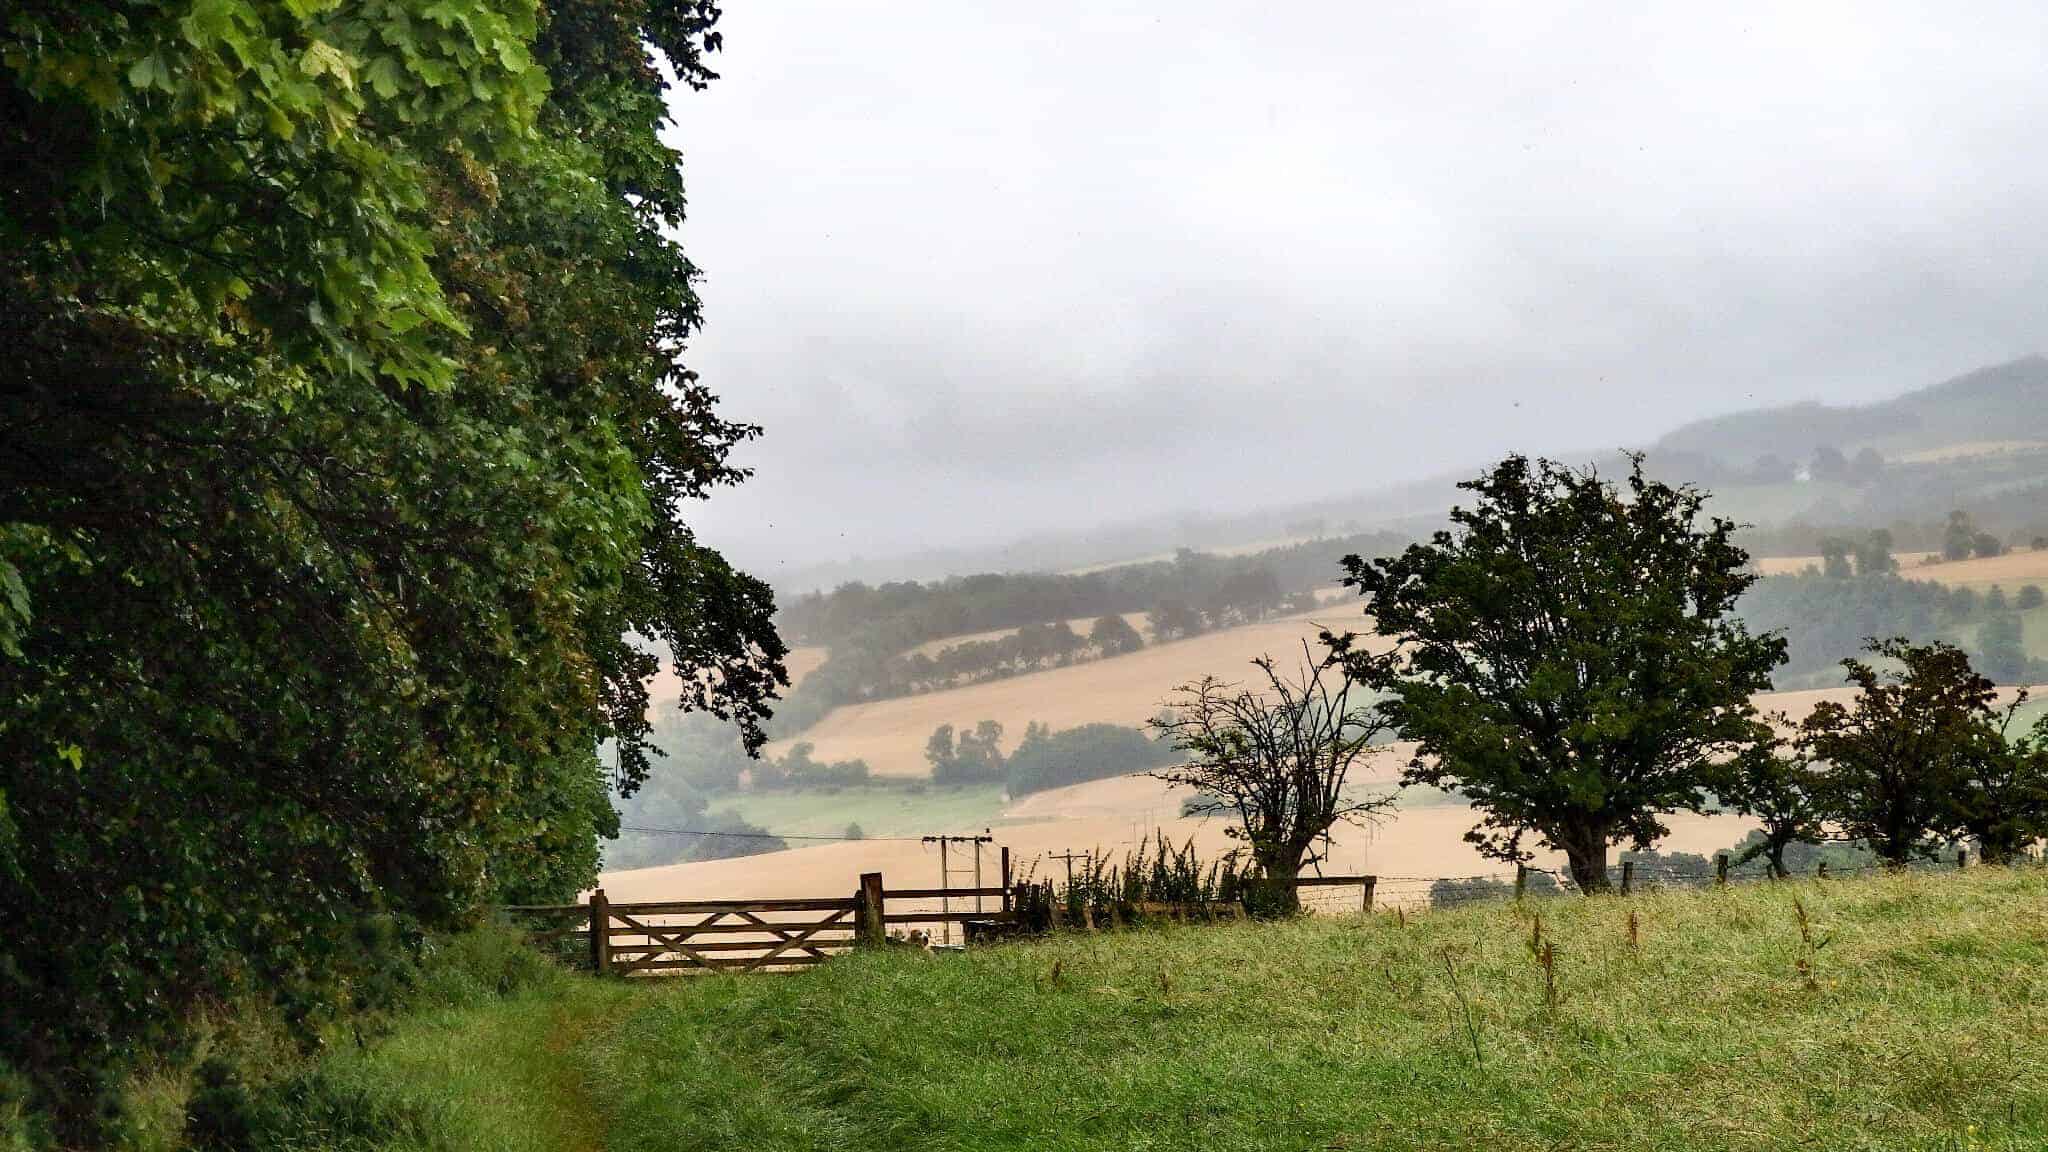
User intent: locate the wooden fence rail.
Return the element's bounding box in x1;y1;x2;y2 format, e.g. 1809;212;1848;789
504;858;1389;978
507;866;1023;976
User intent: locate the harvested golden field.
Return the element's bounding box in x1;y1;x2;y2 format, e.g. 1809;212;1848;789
1753;551;1938;576
1895;547;2048;589
607;683;2043;903
764;601;1385;774
1754;547;2048;588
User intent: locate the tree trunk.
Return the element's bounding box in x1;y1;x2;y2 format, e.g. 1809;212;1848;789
1766;840;1790;880
1557;825;1611;893
1245;853;1302;918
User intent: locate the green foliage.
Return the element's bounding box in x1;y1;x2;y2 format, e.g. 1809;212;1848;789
1817;535;1854;579
1344;455;1785;892
1852;528;1898;575
927;720;1007;786
1013;832;1245;930
1004;721;1178;795
1146;596;1206;642
1800;639;2014;864
1713;742;1827;878
1739;564;2048;686
1087;613;1144;656
1;0;784;1132
1944;509;1997;561
679;815;788;863
751;742;870;791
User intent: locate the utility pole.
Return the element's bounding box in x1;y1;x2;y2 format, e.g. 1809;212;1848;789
1049;850;1091;892
923;832;993;945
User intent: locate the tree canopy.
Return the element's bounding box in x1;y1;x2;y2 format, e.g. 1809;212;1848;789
1;0;783;1129
1341;455;1785;892
1799;639;2040;865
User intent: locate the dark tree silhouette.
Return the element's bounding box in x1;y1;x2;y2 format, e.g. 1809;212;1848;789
1715;732;1826;878
1150;645;1396;914
1341;455;1784;892
1800;639;1999;866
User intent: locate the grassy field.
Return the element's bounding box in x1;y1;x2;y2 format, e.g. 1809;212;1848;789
233;866;2048;1152
708;783;1009;839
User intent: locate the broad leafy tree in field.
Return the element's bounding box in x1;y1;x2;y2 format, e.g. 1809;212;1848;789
1341;455;1785;893
1799;640;1997;866
0;0;784;1130
1150;645;1396;915
1715;733;1827;879
1956;713;2048;865
1089;612;1145;656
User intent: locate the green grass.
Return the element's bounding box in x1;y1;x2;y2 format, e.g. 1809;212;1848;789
586;867;2048;1152
292;981;631;1152
189;868;2048;1151
705;783;1009;839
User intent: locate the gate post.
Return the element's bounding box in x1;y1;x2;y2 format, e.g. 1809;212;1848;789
587;888;610;975
1000;847;1012;915
1716;854;1730;886
857;871;886;947
1361;876;1376;913
1621;861;1634;896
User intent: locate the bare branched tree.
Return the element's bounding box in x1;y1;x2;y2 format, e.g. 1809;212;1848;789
1149;640;1397;914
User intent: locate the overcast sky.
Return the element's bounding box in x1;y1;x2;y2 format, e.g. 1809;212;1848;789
664;2;2048;579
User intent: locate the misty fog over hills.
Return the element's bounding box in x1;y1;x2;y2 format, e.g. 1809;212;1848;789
772;356;2048;593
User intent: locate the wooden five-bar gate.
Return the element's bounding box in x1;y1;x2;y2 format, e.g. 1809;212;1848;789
509;858;1388;976
509;854;1018;976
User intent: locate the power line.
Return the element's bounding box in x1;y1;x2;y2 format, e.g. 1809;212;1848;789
619;823;926;843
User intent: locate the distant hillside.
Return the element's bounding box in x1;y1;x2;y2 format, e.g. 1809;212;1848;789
1654;356;2048;465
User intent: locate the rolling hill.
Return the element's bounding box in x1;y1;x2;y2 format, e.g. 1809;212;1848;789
1655;356;2048;465
762;599;1375;774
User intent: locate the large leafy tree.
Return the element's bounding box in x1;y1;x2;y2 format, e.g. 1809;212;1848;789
1715;732;1827;879
1;0;782;1131
1799;640;2030;866
1341;455;1785;892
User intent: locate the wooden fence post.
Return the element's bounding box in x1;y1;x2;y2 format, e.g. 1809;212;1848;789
857;872;886;947
1816;860;1829;880
1716;854;1729;886
1956;848;1967;870
1000;847;1012;915
1620;861;1634;896
1361;876;1376;912
587;888;610;975
1515;864;1527;900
